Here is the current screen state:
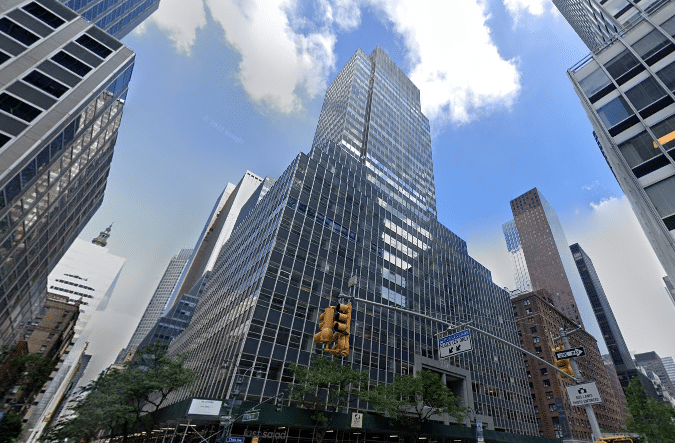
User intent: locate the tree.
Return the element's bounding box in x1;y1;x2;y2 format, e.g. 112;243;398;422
366;370;469;440
0;411;22;443
49;345;196;442
287;355;369;443
625;377;675;443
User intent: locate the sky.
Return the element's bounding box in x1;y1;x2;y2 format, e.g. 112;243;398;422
71;0;675;384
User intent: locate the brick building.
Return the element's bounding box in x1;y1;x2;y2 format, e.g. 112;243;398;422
512;290;625;439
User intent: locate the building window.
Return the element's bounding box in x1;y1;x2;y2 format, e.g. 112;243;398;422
523;299;531;306
546;391;554;399
549;403;557;412
23;71;69;98
22;2;65;28
540;368;548;375
533;336;540;343
543;379;551;387
52;51;92;76
0;93;41;122
535;346;542;353
530;326;537;333
0;17;40;46
525;308;532;314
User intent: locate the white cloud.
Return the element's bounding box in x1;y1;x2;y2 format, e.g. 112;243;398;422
141;0;521;122
374;0;521;125
135;0;207;54
503;0;550;21
204;0;336;113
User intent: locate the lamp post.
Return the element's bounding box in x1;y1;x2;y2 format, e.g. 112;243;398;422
217;364;265;443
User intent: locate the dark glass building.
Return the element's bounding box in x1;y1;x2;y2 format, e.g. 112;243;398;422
0;0;135;346
59;0;160;39
168;47;538;435
570;243;638;388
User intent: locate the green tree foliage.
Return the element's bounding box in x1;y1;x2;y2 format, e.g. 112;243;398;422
50;345;196;442
366;370;469;439
0;411;22;443
287;356;369;443
625;377;675;443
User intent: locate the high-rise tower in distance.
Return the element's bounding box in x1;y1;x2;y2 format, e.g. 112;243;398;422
167;47;538;435
555;0;675;293
0;0;135;346
504;189;607;353
59;0;161;39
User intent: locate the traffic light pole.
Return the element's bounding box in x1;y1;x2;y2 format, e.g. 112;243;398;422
559;328;601;442
348;296;578;381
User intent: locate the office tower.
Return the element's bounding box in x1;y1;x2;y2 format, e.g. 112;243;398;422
663;356;675;387
47;225;125;336
602;355;628;412
503;220;533;294
557;0;675;291
635;351;675;397
169;172;276;313
0;0;135;346
664;276;675;306
504;188;607;353
58;0;160;39
570;243;638;387
123;248;192;356
168;47;538;436
512;290;624;439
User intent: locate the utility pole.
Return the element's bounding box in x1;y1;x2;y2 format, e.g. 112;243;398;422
559;328;601;442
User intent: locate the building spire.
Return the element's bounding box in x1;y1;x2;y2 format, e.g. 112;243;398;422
92;224;113;247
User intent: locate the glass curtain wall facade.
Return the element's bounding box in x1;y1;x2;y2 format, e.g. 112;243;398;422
59;0;160;39
0;0;134;346
561;0;675;290
502;220;533;294
169;48;538;435
569;243;637;387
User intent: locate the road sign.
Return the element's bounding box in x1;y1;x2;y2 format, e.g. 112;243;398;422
566;381;602;406
555;346;586;360
241;411;259;422
439;329;472;358
225;438;244;443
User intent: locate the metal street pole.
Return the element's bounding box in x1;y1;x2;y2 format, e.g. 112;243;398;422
559;328;601;442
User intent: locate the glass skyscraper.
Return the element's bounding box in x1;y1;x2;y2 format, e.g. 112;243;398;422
570;243;637;387
557;0;675;293
168;47;538;435
0;0;135;346
59;0;161;39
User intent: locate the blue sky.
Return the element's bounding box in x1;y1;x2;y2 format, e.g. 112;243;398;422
73;0;675;382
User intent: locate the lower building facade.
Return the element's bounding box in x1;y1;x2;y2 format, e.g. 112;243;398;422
512;290;625;439
167;142;539;435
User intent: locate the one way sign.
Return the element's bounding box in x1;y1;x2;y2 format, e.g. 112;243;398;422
555;346;586;360
439;329;472;358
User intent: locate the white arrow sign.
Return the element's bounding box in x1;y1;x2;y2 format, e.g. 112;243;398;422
555;347;585;359
439;329;472;358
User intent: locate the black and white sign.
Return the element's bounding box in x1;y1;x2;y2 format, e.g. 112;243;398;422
241;411;260;422
351;412;363;428
566;382;602;406
187;399;222;416
555;347;586;360
439;329;472;358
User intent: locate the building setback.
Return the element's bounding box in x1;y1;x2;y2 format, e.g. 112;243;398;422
557;0;675;292
167;47;538;435
569;243;637;388
504;188;607;354
0;0;135;346
662;355;675;387
512;290;624;439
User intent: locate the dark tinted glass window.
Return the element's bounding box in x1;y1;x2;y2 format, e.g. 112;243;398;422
4;175;22;202
51;51;91;76
21;159;36;186
0;17;39;46
23;70;68;98
0;51;9;65
597;96;634;127
661;16;675;37
76;34;112;58
22;2;65;28
605;50;639;79
0;133;10;148
0;93;41;122
36;145;50;169
633;29;669;59
645;176;675;217
657;63;675;92
625;77;666;110
579;68;611;97
619;131;660;167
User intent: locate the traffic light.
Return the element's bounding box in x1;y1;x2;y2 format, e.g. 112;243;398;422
329;302;352;357
553;343;575;377
314;306;336;352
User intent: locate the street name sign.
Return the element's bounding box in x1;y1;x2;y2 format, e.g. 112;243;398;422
225;438;244;443
439;329;472;358
242;411;260;422
566;382;602;406
555;347;586;360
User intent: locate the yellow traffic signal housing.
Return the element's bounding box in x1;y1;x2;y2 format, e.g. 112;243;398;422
553;344;575;377
314;306;336;352
329;303;352;357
